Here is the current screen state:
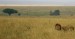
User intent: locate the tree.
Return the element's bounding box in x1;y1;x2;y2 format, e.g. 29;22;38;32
54;10;60;15
50;10;60;16
3;8;18;16
18;13;21;16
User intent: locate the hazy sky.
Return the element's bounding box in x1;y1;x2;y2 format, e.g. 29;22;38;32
0;0;75;6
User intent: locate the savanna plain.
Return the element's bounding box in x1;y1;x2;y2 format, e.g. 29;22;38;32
0;6;75;39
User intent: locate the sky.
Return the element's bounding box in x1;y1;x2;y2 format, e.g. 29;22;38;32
0;0;75;6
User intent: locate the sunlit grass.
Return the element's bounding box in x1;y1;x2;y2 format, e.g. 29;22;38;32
0;16;75;39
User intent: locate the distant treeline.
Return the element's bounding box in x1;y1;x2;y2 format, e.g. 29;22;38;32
0;7;73;16
2;8;61;16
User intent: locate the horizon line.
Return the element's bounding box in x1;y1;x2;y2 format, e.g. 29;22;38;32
0;4;75;6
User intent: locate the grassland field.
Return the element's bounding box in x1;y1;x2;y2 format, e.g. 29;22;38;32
0;6;75;39
0;6;75;16
0;16;75;39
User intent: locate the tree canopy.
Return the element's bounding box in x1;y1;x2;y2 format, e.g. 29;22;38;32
3;8;18;16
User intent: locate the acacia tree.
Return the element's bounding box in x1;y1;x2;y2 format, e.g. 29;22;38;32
3;8;18;16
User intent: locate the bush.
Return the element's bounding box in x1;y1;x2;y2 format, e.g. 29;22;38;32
50;10;60;16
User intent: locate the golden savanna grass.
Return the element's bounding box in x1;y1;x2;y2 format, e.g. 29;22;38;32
0;16;75;39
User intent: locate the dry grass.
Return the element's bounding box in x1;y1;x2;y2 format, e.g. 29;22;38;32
0;16;75;39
